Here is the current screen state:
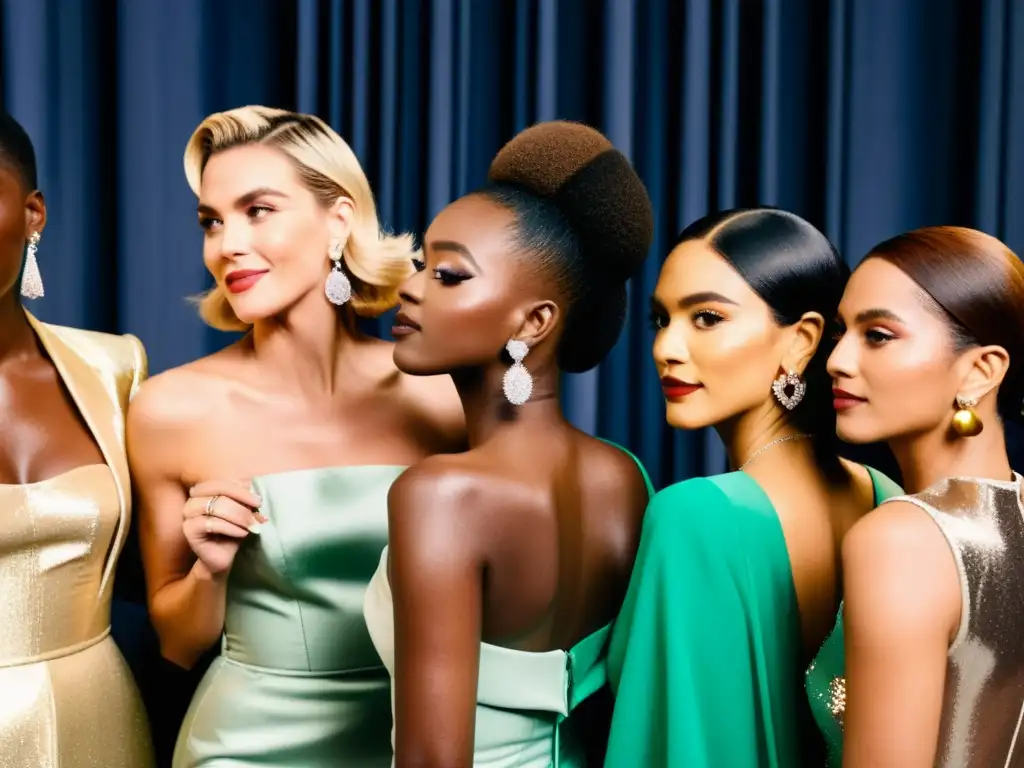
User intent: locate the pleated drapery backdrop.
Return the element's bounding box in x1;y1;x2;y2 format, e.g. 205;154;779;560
3;0;1023;487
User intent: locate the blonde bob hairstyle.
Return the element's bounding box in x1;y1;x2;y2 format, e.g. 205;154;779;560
184;105;417;331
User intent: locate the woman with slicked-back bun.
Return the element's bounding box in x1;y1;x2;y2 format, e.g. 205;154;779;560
605;207;902;768
127;106;466;767
814;226;1024;767
361;121;655;766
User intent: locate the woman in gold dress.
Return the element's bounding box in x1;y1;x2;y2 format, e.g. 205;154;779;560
0;112;155;766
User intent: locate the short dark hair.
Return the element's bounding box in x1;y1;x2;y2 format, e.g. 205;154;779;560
869;226;1024;424
0;113;38;191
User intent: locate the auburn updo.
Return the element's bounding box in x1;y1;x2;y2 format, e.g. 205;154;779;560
183;105;417;330
477;121;654;373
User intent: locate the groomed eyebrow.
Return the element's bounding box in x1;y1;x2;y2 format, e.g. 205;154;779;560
428;240;482;272
677;291;739;309
197;187;288;217
853;307;905;325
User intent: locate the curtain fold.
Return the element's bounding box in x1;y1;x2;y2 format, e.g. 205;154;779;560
3;0;1022;489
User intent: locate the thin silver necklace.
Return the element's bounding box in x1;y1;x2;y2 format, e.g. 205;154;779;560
738;433;813;471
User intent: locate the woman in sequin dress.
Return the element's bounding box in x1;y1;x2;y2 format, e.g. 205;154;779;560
812;226;1024;767
0;113;155;766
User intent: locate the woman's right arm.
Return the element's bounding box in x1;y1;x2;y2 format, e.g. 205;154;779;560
127;378;259;669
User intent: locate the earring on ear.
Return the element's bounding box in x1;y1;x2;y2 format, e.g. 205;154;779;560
951;395;983;437
325;239;352;306
772;369;806;411
502;340;533;406
20;231;43;300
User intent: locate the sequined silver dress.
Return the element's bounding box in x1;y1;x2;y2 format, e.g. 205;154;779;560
808;473;1024;767
899;473;1024;767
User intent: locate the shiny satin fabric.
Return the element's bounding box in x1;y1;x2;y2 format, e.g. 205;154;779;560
174;465;406;768
1;313;153;768
901;473;1024;768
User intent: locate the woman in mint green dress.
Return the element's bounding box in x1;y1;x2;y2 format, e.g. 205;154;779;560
130;107;466;767
361;121;655;767
605;208;902;767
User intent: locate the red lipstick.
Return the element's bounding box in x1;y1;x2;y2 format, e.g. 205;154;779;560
832;388;866;412
661;376;702;401
224;269;269;294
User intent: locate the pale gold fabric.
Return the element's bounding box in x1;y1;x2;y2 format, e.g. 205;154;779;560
893;473;1024;768
0;312;154;768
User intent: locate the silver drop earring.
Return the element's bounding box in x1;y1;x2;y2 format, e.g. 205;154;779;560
20;231;43;300
324;239;352;306
502;339;533;406
772;369;806;410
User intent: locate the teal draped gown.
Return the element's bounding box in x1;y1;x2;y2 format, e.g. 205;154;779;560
605;466;900;767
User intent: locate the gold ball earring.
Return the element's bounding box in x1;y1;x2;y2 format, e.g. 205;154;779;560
951;395;983;437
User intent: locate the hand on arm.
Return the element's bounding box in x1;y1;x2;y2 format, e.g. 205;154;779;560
128;382;262;669
842;502;961;768
389;467;484;768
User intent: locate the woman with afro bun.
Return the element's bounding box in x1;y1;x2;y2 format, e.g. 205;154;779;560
362;121;655;766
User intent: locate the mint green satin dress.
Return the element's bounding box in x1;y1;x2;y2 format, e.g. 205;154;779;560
173;465;406;768
362;445;653;767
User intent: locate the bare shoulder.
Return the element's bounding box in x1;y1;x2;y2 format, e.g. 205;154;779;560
843;499;961;636
127;349;243;450
577;435;649;500
387;455;497;565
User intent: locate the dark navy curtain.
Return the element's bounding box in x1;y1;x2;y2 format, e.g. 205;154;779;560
3;2;1022;762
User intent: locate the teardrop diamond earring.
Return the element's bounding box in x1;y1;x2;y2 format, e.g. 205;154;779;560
325;239;352;306
502;340;533;406
21;232;43;299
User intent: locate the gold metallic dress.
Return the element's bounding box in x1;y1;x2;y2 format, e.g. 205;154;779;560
0;312;155;767
807;472;1024;767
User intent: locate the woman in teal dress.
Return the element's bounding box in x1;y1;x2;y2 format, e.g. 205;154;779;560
605;208;902;767
810;227;1024;767
128;106;466;767
361;121;655;767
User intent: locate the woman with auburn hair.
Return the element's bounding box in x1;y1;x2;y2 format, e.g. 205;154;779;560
128;106;465;767
810;226;1024;767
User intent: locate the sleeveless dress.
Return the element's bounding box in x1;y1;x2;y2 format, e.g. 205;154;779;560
362;446;653;767
605;465;899;767
173;464;406;767
806;472;1024;767
0;465;154;767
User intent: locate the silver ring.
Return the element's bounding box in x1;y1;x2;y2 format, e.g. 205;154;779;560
204;495;220;516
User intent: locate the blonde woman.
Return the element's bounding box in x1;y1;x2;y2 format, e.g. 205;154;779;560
128;106;465;767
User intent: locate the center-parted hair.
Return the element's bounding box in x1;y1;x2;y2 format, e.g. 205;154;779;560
676;207;851;444
476;121;654;372
868;226;1024;423
183;106;416;330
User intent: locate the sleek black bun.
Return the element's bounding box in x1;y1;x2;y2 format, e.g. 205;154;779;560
481;121;654;372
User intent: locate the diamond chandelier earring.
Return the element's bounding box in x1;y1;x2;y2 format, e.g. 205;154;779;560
502;339;533;406
20;231;43;300
324;238;352;306
772;369;806;411
951;395;983;437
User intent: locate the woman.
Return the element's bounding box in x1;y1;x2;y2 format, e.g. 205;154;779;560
128;106;465;767
361;121;655;766
0;112;154;766
605;208;903;767
816;226;1024;767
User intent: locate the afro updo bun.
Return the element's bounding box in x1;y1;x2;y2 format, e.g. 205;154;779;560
482;121;654;372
